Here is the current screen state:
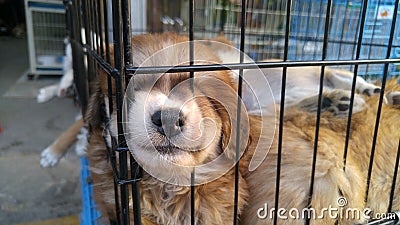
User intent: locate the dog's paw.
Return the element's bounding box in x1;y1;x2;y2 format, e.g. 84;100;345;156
296;90;366;116
358;82;381;96
322;90;366;116
40;146;63;167
386;91;400;105
37;84;59;103
75;127;88;156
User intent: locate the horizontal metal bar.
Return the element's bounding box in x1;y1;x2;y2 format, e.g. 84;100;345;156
117;177;142;185
115;147;130;152
125;59;400;74
179;27;400;48
82;44;119;78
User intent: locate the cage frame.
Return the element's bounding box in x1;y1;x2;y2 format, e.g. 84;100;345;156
65;0;400;224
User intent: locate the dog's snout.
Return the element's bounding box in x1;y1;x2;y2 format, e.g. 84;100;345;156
151;109;185;137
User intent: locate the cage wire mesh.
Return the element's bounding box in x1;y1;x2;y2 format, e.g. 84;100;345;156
194;0;400;79
65;0;400;224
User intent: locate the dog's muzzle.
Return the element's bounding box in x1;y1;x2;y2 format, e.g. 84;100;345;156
151;107;185;138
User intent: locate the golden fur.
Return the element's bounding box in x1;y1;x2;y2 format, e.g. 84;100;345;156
241;79;400;224
86;33;250;224
85;33;400;224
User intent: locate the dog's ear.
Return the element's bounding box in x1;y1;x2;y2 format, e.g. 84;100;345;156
84;86;105;131
194;71;250;161
216;88;250;161
220;112;250;161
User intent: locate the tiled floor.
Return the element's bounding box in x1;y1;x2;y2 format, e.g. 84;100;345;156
0;36;82;225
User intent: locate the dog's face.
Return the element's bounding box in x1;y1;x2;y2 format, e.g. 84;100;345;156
128;73;225;167
123;34;250;184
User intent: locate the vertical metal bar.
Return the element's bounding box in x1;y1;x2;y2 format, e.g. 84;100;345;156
306;1;332;225
121;0;131;67
220;0;227;32
388;139;400;212
122;0;142;224
190;168;195;225
90;0;96;52
343;0;369;169
88;0;94;49
93;0;99;52
130;154;142;225
189;0;195;224
89;0;97;82
189;0;194;83
365;0;399;203
111;0;130;224
273;0;291;224
103;2;120;224
233;1;246;224
82;0;91;85
112;0;122;70
104;0;111;63
77;0;83;45
116;73;130;225
64;0;71;38
96;0;103;56
74;0;89;114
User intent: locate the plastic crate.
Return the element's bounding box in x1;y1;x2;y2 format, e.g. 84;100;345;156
80;157;102;225
25;0;66;76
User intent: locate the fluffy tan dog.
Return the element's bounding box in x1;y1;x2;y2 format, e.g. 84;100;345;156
86;33;250;225
85;32;400;225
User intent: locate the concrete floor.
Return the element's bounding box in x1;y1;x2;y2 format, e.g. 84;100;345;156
0;36;82;224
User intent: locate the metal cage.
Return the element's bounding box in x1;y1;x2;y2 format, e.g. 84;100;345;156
65;0;400;224
25;0;66;76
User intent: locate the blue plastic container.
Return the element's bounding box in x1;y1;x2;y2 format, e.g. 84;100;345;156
80;157;102;225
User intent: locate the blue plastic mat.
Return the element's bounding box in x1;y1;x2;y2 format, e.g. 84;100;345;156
80;157;102;225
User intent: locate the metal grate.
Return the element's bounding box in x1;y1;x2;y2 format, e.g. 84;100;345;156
65;0;400;224
195;0;400;79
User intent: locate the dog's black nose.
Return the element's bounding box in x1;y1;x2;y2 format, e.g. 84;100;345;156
151;109;185;137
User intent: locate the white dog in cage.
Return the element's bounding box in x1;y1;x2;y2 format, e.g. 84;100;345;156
39;36;89;167
39;27;100;167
